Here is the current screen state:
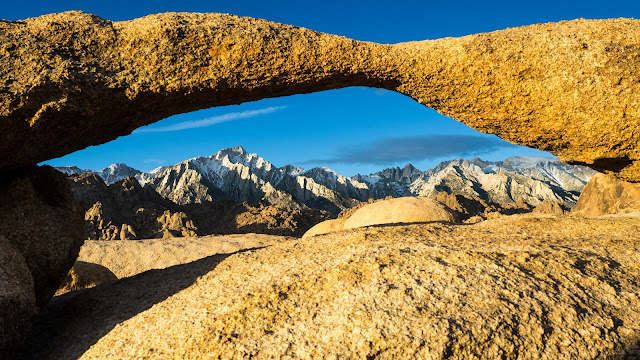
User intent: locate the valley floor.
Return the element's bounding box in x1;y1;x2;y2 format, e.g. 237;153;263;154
21;214;640;359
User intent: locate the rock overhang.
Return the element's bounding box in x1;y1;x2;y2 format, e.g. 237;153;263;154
0;12;639;180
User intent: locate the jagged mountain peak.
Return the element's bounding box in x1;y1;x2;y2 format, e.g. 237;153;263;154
498;156;560;170
280;164;305;176
214;145;249;157
56;149;596;212
403;163;417;171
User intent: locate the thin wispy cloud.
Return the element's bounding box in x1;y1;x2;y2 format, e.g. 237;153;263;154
143;159;168;165
298;134;518;165
134;106;287;133
373;89;390;96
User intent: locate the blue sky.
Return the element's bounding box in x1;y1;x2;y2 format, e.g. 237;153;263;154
6;1;640;175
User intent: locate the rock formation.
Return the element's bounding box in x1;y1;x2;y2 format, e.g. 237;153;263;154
303;196;458;238
342;197;457;229
3;10;640;358
0;13;639;180
0;166;83;358
21;215;640;359
302;193;541;237
302;218;347;238
74;234;292;279
55;261;117;295
533;200;567;215
572;172;640;216
0;235;36;360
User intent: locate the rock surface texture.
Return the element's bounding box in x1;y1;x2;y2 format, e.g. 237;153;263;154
572;172;640;216
56;261;117;295
1;13;639;180
0;166;83;358
75;233;291;278
0;235;36;360
21;215;640;359
0;166;83;305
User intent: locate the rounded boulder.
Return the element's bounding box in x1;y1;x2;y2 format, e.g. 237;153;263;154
343;197;457;229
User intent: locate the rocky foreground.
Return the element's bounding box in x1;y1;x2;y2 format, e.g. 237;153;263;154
21;214;640;359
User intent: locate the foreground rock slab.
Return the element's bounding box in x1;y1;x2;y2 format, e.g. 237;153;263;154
76;233;292;278
22;215;640;359
1;13;640;180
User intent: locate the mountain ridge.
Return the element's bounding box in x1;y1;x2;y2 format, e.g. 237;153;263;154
56;147;597;212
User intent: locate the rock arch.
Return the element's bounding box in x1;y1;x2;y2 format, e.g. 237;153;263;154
2;11;640;357
1;12;639;180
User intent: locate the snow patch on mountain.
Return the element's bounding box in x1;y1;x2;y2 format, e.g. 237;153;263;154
56;149;597;212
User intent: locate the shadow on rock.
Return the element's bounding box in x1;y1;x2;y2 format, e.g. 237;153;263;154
19;249;259;360
613;340;640;359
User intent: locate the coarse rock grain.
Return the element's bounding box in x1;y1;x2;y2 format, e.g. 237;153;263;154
0;166;84;306
0;166;83;359
0;13;639;180
21;215;640;359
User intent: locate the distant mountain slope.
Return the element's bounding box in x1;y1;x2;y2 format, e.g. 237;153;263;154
409;158;596;208
57;163;142;185
67;173;333;240
56;147;597;212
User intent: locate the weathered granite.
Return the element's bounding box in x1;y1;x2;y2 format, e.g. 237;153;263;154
22;215;640;359
0;166;84;306
572;172;640;216
0;235;36;359
0;166;83;358
1;13;639;180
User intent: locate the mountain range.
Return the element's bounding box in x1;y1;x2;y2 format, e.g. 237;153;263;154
56;146;597;213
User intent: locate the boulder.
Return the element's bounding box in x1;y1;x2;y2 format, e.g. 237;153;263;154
302;218;347;238
0;235;37;359
156;211;198;238
0;13;639;180
0;166;83;358
343;197;456;229
572;172;640;216
533;200;566;215
56;261;117;295
0;166;83;306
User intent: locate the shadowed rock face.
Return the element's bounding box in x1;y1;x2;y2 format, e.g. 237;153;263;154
0;166;83;358
1;12;639;180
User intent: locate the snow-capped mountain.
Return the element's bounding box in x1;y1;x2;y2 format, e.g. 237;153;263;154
408;158;596;207
142;146;365;212
56;166;92;177
56;147;597;212
58;163;142;185
97;163;142;185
